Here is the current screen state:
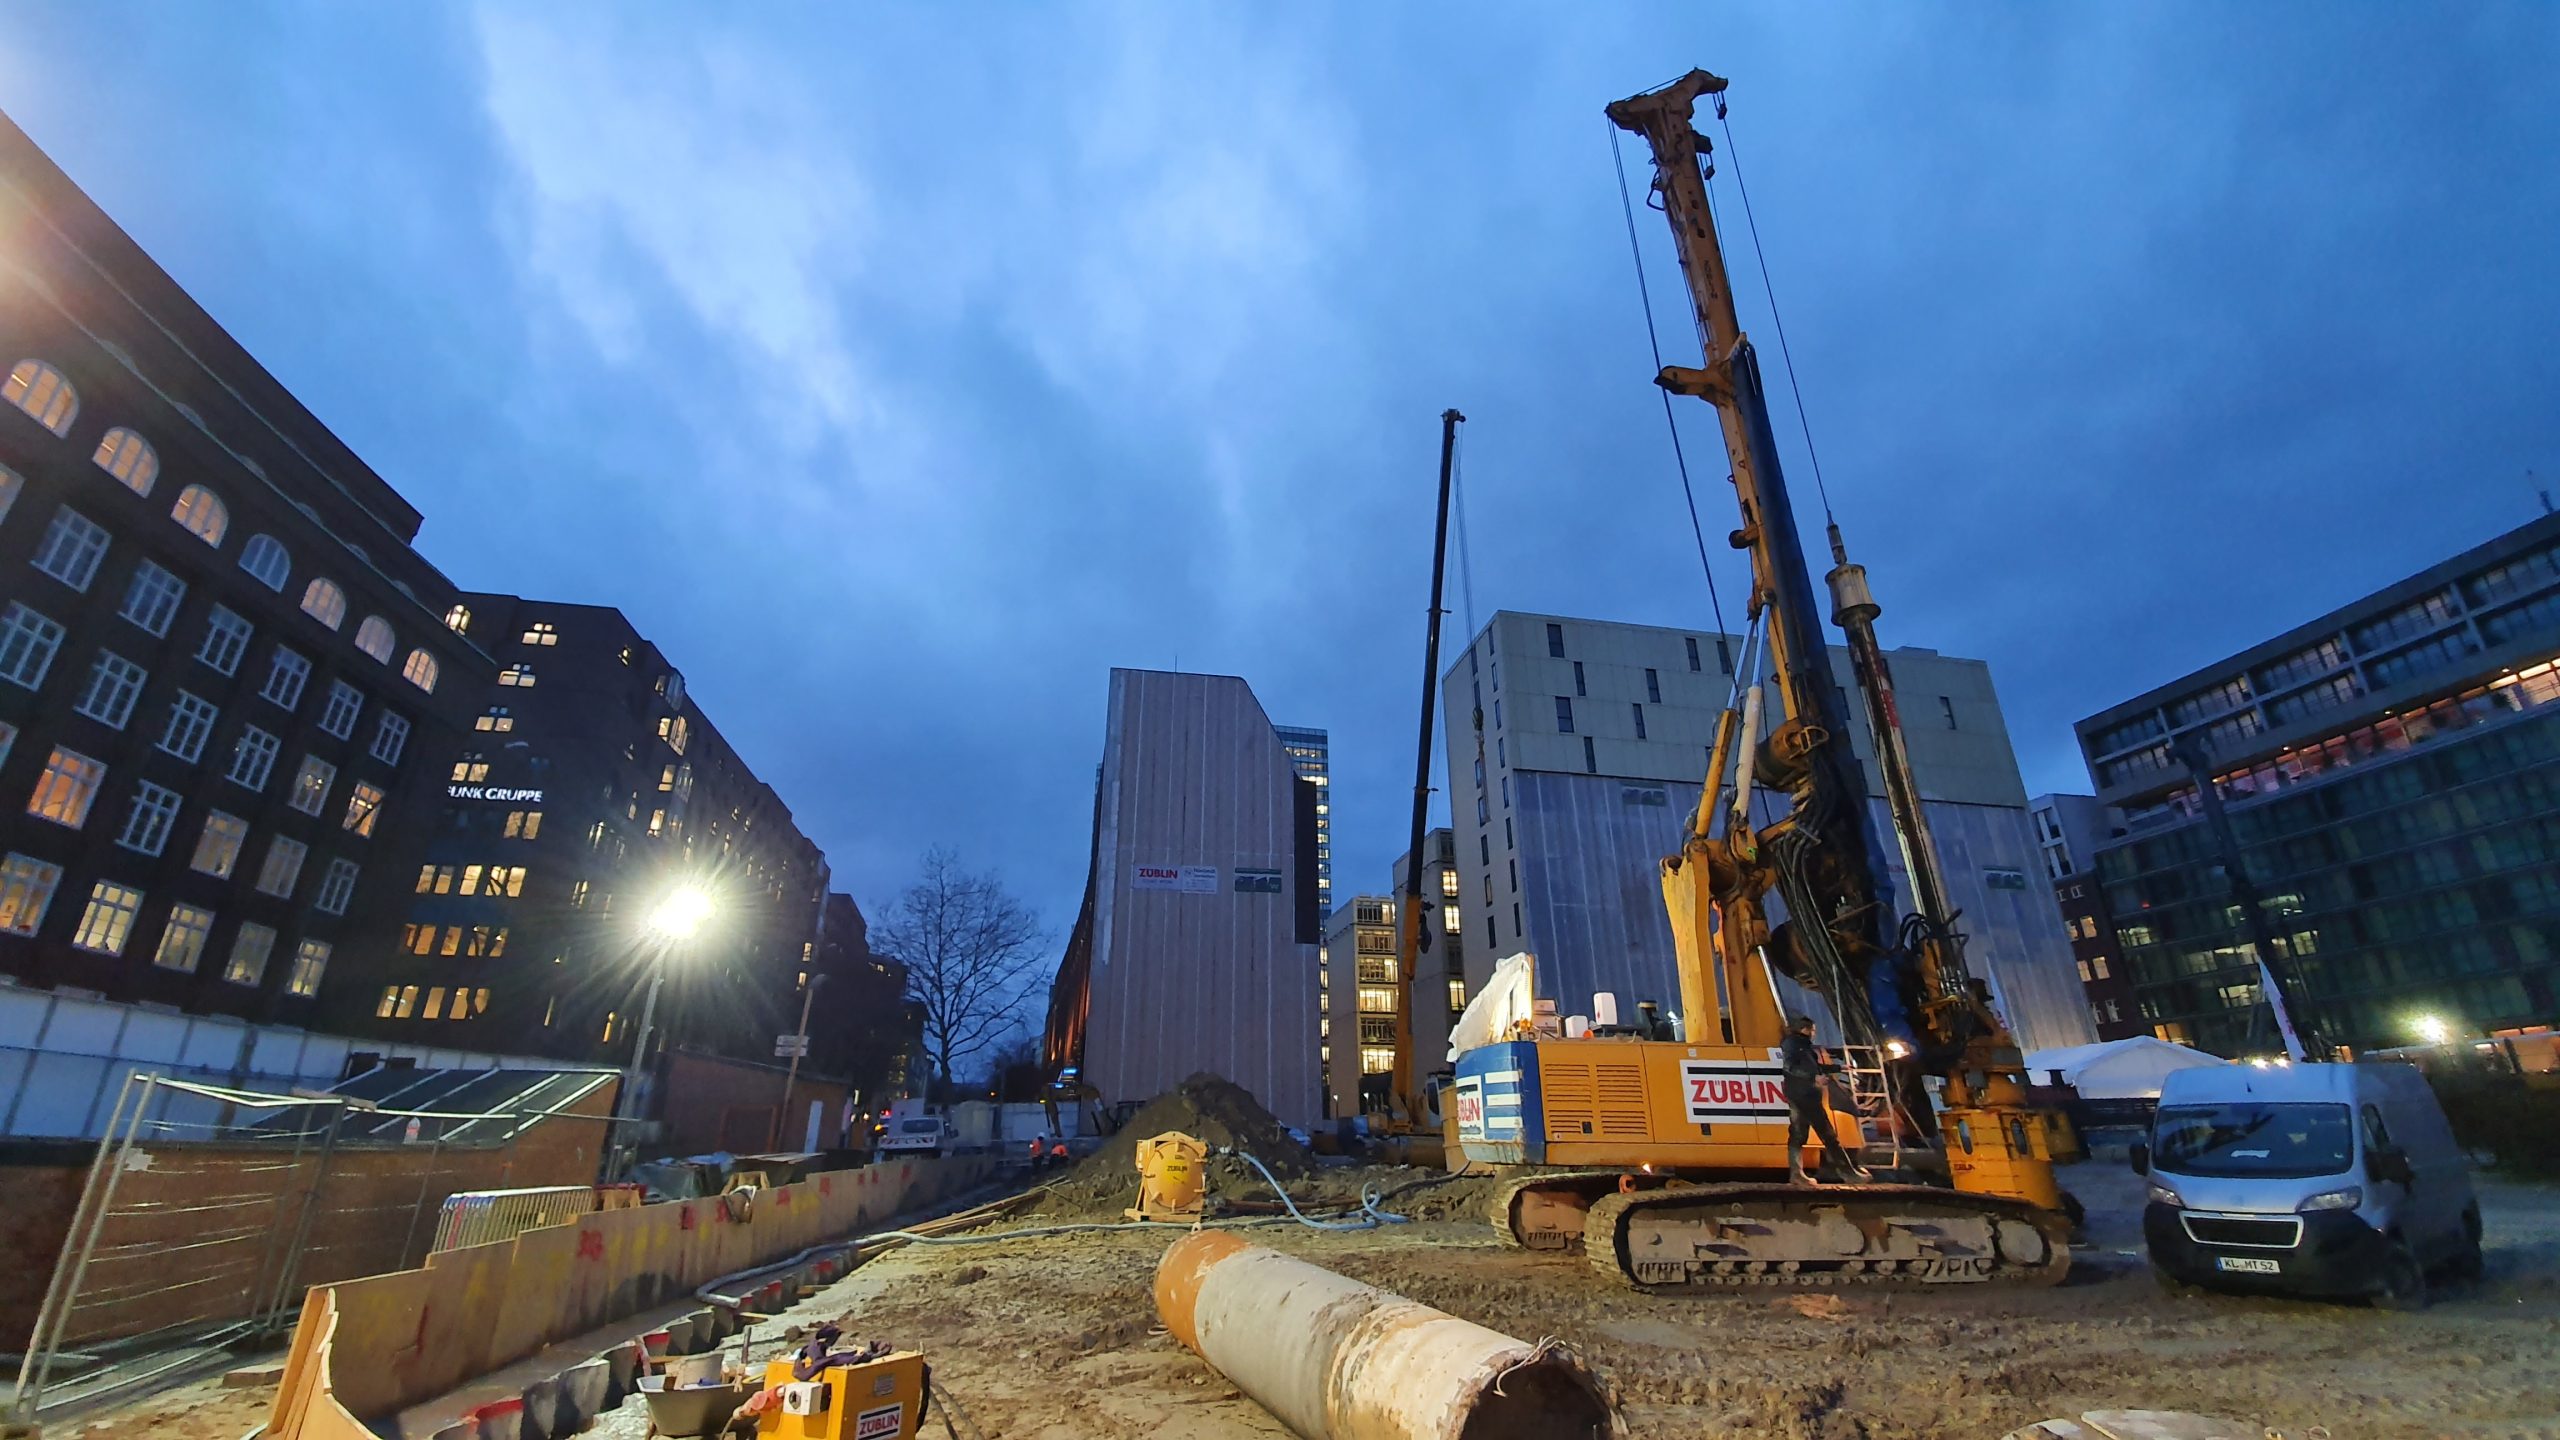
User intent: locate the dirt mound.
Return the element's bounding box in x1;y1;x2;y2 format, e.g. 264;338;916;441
1041;1073;1313;1214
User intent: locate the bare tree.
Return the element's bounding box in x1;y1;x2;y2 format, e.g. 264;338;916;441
872;849;1047;1100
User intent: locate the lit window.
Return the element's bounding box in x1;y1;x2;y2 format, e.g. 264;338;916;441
1440;869;1459;898
498;664;534;687
191;811;248;878
459;863;484;896
255;835;308;898
375;986;397;1018
658;714;689;754
238;534;290;591
0;602;66;691
395;984;419;1015
117;780;183;856
159;691;219;763
154;903;214;972
443;604;471;633
74;651;147;729
222;923;275;985
343;782;383;837
353;615;395;663
314;850;360;907
476;706;513;733
0;852;64;935
32;507;110;591
504;809;542;840
260;647;311;710
569;879;590;907
197;606;252;674
226;726;280;790
70;881;145;955
0;466;16;523
120;562;186;636
1444;903;1462;934
647;809;665;837
424;986;445;1020
520;622;557;646
170;484;228;545
401;649;438;692
369;711;409;766
300;578;347;630
4;359;78;434
92;427;158;495
27;747;105;828
286;940;329;997
287;755;335;816
318;681;363;739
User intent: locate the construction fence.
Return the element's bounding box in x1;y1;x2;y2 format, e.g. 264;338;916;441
267;1149;997;1436
9;1068;618;1423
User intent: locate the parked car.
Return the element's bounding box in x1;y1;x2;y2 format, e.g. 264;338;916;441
2132;1060;2481;1308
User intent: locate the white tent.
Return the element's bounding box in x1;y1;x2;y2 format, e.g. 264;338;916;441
1448;952;1538;1060
2026;1036;2227;1100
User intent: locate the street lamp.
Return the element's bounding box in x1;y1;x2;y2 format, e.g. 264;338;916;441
2411;1014;2453;1047
617;884;717;1154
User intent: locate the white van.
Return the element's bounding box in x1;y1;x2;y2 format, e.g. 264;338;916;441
875;1099;948;1158
2132;1060;2480;1307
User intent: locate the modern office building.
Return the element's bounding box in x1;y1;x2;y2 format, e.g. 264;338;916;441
2030;792;2142;1040
1389;827;1468;1080
1440;610;2093;1054
2076;511;2560;1054
0;115;490;1023
1043;669;1324;1127
322;594;830;1072
1274;725;1331;910
1319;896;1392;1118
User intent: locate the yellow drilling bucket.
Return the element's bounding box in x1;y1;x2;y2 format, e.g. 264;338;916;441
1126;1131;1207;1221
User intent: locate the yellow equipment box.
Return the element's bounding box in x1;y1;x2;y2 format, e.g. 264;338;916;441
756;1350;926;1440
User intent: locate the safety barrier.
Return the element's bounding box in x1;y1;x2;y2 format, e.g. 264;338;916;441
266;1151;996;1436
429;1186;610;1253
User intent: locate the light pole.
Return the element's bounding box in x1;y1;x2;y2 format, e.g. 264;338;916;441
769;973;827;1151
617;885;714;1157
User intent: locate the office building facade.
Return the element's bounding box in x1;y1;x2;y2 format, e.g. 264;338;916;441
322;594;829;1069
1044;669;1323;1127
2030;792;2142;1040
1441;610;2093;1054
2077;512;2560;1054
0;115;489;1023
1274;725;1331;911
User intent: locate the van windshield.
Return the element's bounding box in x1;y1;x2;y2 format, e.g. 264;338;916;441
899;1120;942;1134
2153;1102;2352;1179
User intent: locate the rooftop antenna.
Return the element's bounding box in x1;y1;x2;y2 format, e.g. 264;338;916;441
2534;469;2551;515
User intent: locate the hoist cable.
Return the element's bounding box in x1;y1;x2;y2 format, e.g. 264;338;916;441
1609;123;1731;643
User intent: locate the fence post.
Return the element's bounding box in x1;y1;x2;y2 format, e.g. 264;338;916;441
396;1126;447;1272
21;1073;158;1420
9;1071;144;1423
258;1097;346;1335
246;1101;320;1336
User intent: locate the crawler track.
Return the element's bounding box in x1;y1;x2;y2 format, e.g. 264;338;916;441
1582;1182;2072;1292
1488;1171;1625;1250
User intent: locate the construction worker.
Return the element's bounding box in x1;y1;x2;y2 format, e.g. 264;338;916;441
1047;1136;1070;1166
1781;1014;1872;1186
1027;1135;1049;1173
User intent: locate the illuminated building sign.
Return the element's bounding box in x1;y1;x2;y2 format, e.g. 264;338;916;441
447;785;545;803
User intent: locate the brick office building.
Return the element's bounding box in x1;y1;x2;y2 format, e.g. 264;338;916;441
0;113;488;1022
323;594;829;1070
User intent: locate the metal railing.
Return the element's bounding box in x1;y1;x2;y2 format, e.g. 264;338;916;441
427;1186;603;1254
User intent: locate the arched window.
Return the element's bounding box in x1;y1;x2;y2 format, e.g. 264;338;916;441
238;534;290;591
92;428;159;495
3;360;77;436
171;484;229;545
401;649;439;693
354;616;395;663
300;578;347;630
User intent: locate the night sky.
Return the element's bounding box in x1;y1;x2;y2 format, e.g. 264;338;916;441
7;7;2553;944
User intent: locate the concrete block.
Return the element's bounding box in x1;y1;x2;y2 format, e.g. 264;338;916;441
604;1340;644;1400
561;1358;611;1431
660;1318;694;1356
682;1309;717;1352
520;1375;562;1439
466;1396;524;1440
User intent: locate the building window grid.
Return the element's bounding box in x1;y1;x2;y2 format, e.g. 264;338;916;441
227;727;281;791
223;923;276;985
71;881;145;955
117;780;183;856
154;903;214;972
370;712;410;766
314;858;359;916
261;648;312;710
27;747;105;829
74;651;147;729
32;508;110;592
119;562;186;637
318;681;363;739
0;853;63;935
0;603;67;690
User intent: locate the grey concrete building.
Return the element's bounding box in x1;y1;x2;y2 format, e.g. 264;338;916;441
1441;610;2093;1055
2076;511;2560;1054
2030;792;2142;1040
1044;669;1324;1127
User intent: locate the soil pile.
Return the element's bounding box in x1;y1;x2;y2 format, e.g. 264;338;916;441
1041;1073;1313;1213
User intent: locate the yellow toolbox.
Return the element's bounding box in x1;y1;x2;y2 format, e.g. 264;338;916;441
756;1351;926;1440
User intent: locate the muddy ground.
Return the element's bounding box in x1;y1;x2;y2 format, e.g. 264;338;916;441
808;1160;2560;1439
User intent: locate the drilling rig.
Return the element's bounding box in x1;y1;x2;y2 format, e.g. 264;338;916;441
1443;69;2073;1291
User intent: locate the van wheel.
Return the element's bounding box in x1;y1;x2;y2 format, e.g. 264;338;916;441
2452;1207;2485;1281
2372;1242;2428;1311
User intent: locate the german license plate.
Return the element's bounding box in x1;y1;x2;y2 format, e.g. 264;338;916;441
2216;1256;2281;1274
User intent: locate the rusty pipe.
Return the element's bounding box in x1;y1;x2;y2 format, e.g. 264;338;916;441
1153;1231;1622;1440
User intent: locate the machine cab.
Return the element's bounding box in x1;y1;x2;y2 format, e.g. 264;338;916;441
2132;1061;2478;1304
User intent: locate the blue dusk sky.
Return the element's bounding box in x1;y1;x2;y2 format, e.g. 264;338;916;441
5;6;2553;939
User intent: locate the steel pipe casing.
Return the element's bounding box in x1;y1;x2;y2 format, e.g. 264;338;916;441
1155;1231;1622;1440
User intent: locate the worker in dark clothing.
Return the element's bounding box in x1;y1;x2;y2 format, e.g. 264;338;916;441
1781;1014;1872;1186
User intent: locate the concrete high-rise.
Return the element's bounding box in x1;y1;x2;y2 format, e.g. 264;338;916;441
1441;610;2093;1054
2077;511;2560;1054
2029;792;2141;1040
1044;669;1324;1127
